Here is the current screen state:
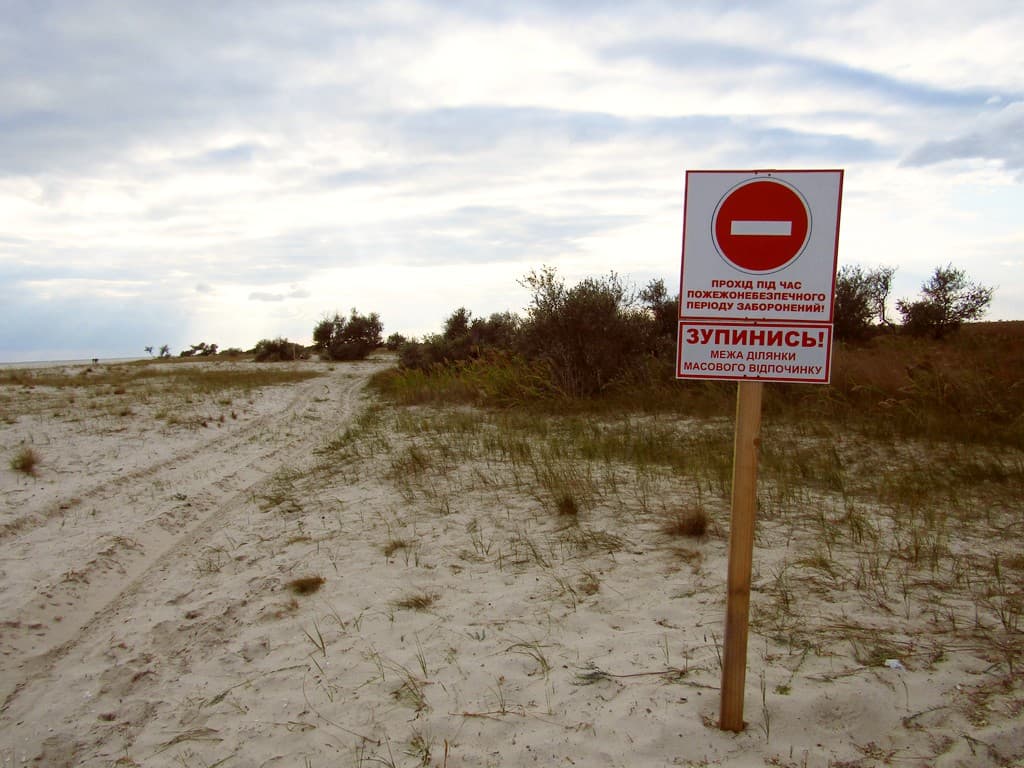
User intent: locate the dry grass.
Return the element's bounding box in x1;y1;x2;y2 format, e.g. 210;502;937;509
286;575;325;595
10;446;40;476
393;591;439;611
383;538;412;558
372;321;1024;448
0;359;324;426
555;493;579;518
661;506;710;538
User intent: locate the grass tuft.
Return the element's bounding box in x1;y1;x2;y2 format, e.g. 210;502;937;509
661;506;710;538
383;538;412;558
10;446;40;476
286;575;326;595
556;493;580;518
393;591;438;611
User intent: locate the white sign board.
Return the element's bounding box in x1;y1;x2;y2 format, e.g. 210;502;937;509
677;322;833;384
679;170;843;325
676;169;843;384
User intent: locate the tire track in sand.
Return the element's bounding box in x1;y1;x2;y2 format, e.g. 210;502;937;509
0;359;385;711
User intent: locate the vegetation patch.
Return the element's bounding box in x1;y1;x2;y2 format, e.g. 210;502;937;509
393;591;439;611
661;506;710;538
9;446;40;476
286;575;326;596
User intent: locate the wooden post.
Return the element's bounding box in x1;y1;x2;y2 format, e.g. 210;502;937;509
719;380;764;732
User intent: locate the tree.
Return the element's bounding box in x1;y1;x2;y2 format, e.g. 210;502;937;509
158;345;171;358
866;265;896;326
144;346;154;357
897;265;995;339
385;333;407;351
313;309;383;361
443;307;472;341
833;265;897;342
639;278;678;339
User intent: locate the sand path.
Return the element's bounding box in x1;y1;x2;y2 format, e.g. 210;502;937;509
0;359;385;762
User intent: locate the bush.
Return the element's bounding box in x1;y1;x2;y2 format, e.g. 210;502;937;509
313;309;383;361
897;265;994;339
833;265;895;342
385;333;407;351
394;270;675;397
639;278;680;360
253;338;307;362
399;309;521;371
517;267;655;397
179;342;218;357
10;446;40;475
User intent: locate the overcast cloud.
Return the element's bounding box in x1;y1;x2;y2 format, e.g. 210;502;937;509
2;0;1022;360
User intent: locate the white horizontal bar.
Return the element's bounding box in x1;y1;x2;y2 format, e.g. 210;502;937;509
730;220;792;236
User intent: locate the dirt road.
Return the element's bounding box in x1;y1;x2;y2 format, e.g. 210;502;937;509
0;359;385;764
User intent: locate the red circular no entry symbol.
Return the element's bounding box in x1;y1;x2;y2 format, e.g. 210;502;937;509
712;178;810;273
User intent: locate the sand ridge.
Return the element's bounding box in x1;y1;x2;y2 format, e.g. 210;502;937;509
1;358;1022;767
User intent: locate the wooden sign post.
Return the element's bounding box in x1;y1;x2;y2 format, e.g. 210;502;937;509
718;380;764;732
677;169;843;733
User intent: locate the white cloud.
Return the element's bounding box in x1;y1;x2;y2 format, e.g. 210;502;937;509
1;0;1022;360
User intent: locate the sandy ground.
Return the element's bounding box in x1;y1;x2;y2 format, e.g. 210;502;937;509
1;359;1021;767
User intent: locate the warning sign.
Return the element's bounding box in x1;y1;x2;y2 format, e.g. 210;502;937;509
677;322;833;383
677;168;842;385
680;170;843;325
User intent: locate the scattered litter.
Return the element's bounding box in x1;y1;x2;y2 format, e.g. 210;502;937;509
884;659;905;670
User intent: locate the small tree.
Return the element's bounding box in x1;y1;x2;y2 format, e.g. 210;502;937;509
385;333;407;351
144;345;154;357
158;345;171;358
866;265;896;326
833;265;875;342
897;265;994;339
833;265;896;342
639;278;679;340
313;309;383;361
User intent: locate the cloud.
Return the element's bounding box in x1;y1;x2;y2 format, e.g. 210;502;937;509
602;37;1012;111
387;106;885;165
248;287;310;302
903;101;1024;172
185;143;263;168
0;1;371;177
2;0;1023;360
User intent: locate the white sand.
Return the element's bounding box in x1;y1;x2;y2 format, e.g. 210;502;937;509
1;360;1021;767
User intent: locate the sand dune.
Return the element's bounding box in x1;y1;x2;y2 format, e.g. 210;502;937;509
1;359;1021;767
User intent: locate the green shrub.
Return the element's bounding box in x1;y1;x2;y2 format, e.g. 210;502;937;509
253;338;307;362
517;267;656;397
897;264;994;339
313;309;383;360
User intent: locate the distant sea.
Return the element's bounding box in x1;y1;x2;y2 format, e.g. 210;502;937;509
0;356;148;370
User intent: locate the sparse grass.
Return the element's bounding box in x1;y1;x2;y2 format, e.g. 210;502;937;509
10;446;40;475
392;591;438;611
287;575;326;595
0;360;324;425
661;506;710;538
302;329;1024;761
382;538;410;557
555;493;579;518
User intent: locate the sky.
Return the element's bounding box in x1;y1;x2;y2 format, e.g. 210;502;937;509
2;0;1022;361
